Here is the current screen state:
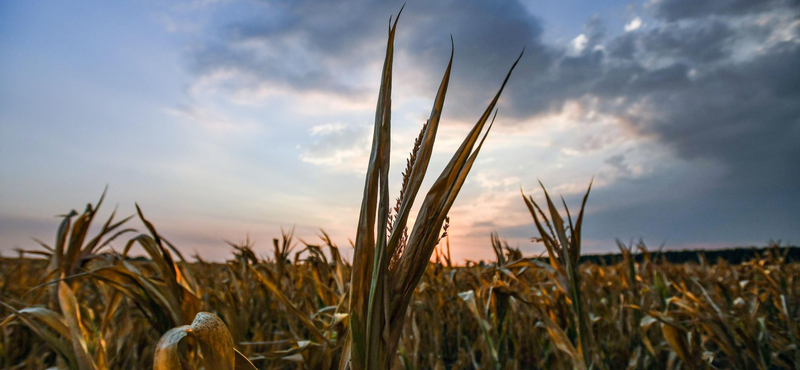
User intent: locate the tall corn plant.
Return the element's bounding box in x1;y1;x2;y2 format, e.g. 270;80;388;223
31;188;134;308
346;10;523;370
522;181;593;368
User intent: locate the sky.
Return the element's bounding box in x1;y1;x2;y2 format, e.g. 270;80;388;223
1;0;798;262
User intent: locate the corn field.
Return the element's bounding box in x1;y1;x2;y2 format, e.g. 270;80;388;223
2;10;799;370
1;209;798;370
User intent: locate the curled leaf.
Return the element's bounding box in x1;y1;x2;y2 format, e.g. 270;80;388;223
154;311;256;370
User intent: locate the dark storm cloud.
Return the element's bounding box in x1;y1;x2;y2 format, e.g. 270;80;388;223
510;3;798;196
189;0;552;103
188;2;399;98
608;32;637;60
649;0;798;21
578;39;800;195
641;20;735;63
388;1;555;116
604;154;633;178
630;44;800;168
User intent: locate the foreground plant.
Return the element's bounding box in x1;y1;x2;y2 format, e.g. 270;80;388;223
154;311;256;370
346;9;523;370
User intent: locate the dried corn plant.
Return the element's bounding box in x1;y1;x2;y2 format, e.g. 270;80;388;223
345;8;523;370
522;181;594;368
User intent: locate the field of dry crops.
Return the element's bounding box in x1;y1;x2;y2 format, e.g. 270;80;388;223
3;12;799;370
1;201;798;370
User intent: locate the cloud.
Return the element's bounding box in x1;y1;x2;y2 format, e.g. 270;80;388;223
184;0;552;119
625;17;643;32
298;122;371;172
570;34;589;54
640;20;735;63
606;43;800;190
504;2;798;200
648;0;798;22
308;122;347;136
473;173;521;190
604;154;632;177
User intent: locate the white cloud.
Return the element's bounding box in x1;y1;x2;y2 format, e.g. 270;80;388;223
625;17;643;32
309;122;347;136
474;173;521;190
570;34;589;54
299;145;368;170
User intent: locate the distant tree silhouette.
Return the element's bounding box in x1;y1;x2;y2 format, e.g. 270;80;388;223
578;245;800;265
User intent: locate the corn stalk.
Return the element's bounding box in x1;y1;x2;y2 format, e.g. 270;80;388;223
346;8;523;370
522;180;593;368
